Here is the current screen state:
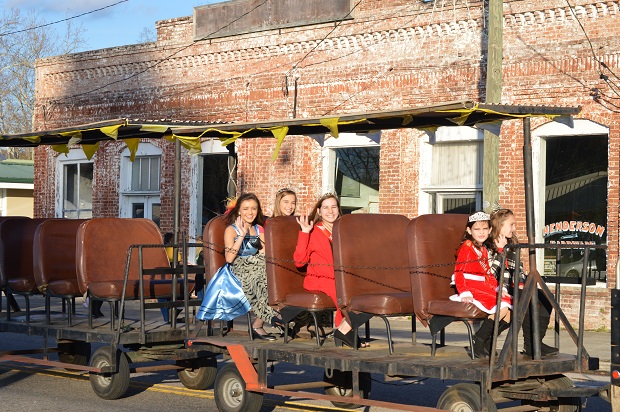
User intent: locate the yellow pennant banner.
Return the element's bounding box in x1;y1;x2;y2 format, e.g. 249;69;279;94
52;144;69;154
124;138;140;162
82;141;100;160
267;126;289;161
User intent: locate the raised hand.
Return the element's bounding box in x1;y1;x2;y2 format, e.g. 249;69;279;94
296;212;313;233
235;216;249;236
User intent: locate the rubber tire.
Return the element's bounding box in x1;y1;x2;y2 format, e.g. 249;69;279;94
566;270;580;278
89;346;130;400
214;363;263;412
535;375;582;412
57;341;91;367
177;356;217;390
436;383;497;412
323;369;372;409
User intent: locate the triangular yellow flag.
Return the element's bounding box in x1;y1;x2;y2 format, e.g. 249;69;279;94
320;117;340;138
52;144;69;154
269;126;289;161
174;135;202;155
82;141;100;160
124;138;140;162
100;124;123;140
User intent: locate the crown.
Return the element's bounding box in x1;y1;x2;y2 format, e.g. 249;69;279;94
469;211;490;222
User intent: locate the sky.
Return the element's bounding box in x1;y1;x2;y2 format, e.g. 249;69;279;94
2;0;225;51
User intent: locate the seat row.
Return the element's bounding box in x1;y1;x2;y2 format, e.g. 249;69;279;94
0;217;195;328
202;213;488;355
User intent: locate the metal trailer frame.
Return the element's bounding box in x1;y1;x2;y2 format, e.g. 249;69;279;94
2;101;612;409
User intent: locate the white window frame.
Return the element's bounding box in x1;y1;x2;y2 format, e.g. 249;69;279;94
532;119;609;286
321;132;381;213
419;126;484;215
55;149;94;218
119;143;162;221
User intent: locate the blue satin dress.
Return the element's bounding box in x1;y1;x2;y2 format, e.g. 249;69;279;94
196;225;260;321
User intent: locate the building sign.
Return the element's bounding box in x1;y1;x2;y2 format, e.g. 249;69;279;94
194;0;355;41
543;220;606;240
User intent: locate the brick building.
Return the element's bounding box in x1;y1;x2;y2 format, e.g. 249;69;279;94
32;0;619;329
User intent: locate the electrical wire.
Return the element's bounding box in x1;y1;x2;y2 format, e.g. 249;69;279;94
0;0;128;38
48;0;269;106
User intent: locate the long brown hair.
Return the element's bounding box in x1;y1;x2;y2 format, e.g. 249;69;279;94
309;193;343;224
224;193;266;226
488;208;519;252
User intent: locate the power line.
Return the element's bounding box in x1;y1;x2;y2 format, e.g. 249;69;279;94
0;0;128;38
49;0;269;106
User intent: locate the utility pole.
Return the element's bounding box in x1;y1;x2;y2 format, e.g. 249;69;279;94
482;0;503;211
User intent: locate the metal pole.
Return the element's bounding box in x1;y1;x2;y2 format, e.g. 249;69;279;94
173;139;182;245
523;117;541;359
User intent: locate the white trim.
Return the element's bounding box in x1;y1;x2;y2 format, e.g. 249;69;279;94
55;149;92;218
0;183;33;189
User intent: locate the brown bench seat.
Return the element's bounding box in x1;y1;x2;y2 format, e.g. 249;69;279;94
333;214;415;354
76;218;191;328
407;213;488;358
0;217;50;322
33;219;88;325
265;216;335;345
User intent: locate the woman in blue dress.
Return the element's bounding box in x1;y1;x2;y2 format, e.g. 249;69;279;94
197;193;280;340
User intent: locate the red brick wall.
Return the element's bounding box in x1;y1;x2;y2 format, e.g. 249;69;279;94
32;0;620;328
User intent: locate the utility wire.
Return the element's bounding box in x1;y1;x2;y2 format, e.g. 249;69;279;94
0;0;128;38
49;0;269;105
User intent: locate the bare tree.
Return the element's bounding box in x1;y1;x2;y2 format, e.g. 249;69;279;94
0;9;85;159
137;26;156;44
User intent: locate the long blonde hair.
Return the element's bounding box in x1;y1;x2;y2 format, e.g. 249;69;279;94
489;208;519;251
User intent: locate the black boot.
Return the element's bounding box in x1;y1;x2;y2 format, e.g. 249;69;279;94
523;309;558;358
485;319;510;356
472;319;494;358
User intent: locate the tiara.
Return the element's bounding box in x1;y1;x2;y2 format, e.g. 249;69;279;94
276;187;296;195
469;211;490;222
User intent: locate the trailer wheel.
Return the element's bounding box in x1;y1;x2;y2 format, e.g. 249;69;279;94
177;356;217;390
89;346;130;400
523;375;582;412
58;340;91;368
437;383;497;412
214;363;263;412
323;369;372;409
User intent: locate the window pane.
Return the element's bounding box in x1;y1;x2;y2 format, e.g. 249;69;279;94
79;210;93;219
132;203;145;219
151;203;161;227
443;197;476;214
64;164;77;209
131;158;141;190
431;141;482;186
79;163;93;210
543;135;608;282
334;146;380;214
150;157;161;191
140;159;149;190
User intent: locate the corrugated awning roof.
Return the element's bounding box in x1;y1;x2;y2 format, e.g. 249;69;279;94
0;160;34;184
0;101;581;157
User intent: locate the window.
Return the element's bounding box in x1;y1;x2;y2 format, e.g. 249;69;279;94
534;119;609;284
420;127;483;214
120;143;161;226
56;149;93;218
323;133;380;214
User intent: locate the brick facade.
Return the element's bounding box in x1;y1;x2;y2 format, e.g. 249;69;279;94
32;0;620;329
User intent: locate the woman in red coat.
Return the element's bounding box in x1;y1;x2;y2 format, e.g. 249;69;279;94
294;193;366;348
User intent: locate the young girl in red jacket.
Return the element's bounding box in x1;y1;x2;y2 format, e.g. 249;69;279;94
294;193;367;348
451;211;512;358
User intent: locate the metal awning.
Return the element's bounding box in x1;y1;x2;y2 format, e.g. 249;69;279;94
0;100;581;148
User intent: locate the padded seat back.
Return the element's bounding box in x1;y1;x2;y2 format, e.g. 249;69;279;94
33;219;87;296
0;216;30;289
76;218;170;297
408;214;484;324
202;216;228;285
332;214;411;314
264;216;305;307
0;217;49;293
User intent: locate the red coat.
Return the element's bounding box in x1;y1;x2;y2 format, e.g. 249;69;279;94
293;222;343;326
452;240;512;314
